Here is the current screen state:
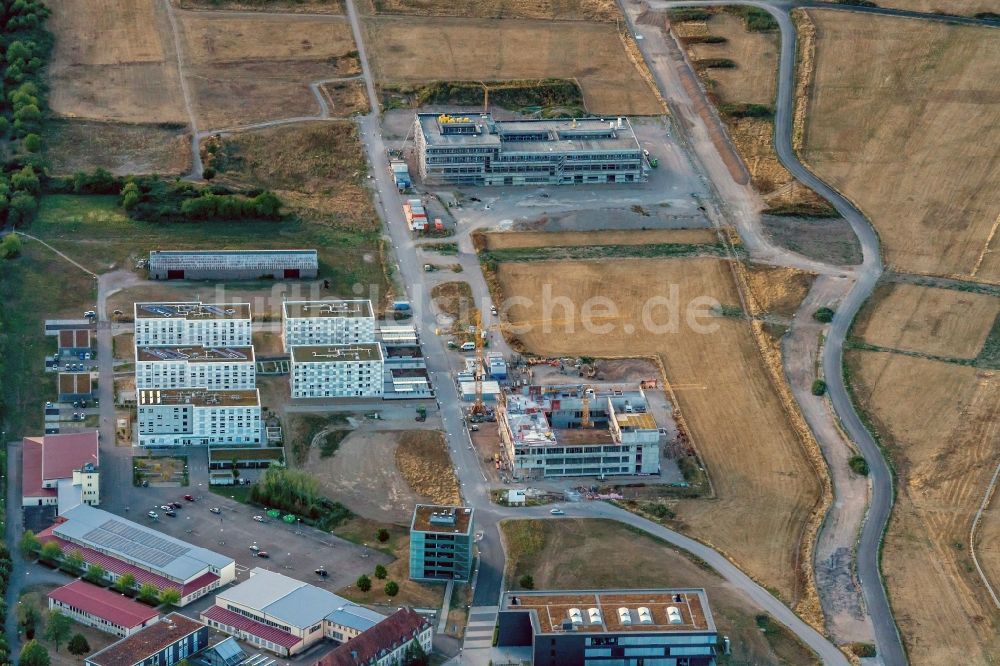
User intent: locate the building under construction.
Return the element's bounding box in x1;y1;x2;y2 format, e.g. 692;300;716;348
414;113;646;186
497;384;662;480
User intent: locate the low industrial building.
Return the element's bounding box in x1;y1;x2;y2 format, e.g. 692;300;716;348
316;608;433;666
58;372;94;402
148;249;318;281
382;342;433;399
134;303;252;347
414;112;646;186
48;580;160;638
201;568;385;657
409;505;474;582
85;613;209;666
57;328;93;357
137;388;263;447
496;588;718;666
21;431;100;508
282;300;376;351
135;346;256;390
289;344;384;399
38;505;235;606
497;384;662;479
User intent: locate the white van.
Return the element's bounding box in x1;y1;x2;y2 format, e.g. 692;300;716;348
460;341;476;351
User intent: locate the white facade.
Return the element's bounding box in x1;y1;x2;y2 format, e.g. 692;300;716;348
282;300;375;351
137;389;263;447
47;596;159;638
135;347;256;390
290;344;384;399
378;627;433;666
134;303;251;347
72;467;101;506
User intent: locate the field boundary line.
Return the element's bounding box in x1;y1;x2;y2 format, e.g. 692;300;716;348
970;212;1000;279
14;232;98;278
969;431;1000;611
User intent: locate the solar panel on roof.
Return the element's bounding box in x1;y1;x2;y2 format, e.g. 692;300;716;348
82;519;191;569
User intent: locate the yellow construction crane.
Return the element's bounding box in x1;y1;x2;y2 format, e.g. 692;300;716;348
480;81;490;113
472;309;486;415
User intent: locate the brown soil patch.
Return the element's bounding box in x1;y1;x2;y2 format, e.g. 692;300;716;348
48;0;186;123
362;0;620;21
395;431;462;506
847;352;1000;665
686;12;778;105
363;16;663;116
47;120;190;176
502;519;820;665
855;283;1000;359
431;281;475;319
802;11;1000;282
480;228;717;250
744;264;815;318
494;258;822;607
179;13;359;128
319;79;370;116
204;122;378;231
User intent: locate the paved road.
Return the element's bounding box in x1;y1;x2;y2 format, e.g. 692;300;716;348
637;1;903;662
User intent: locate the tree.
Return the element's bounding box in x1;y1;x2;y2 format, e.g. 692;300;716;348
62;550;85;574
22;133;40;152
518;575;534;590
383;581;399;597
811;379;827;396
84;564;106;584
8;191;37;226
17;604;40;637
402;640;429;666
138;583;160;604
252;191;282;218
43;610;72;652
18;640;49;666
356;575;371;593
67;634;89;656
158;588;181;607
1;233;23;259
38;541;62;565
373;564;387;580
376;528;390;543
121;181;140;211
813;307;835;323
115;573;136;594
10;165;39;194
18;531;39;559
202;167;215;181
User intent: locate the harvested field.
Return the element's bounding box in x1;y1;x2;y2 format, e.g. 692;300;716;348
846;352;1000;665
479;229;717;250
178;0;344;12
877;0;1000;14
362;0;620;21
494;258;822;606
502;519;820;665
744;264;814;318
685;12;777;105
854;283;1000;359
47;119;190;176
802;11;1000;282
310;430;457;524
179;13;360;128
203;122;378;231
48;0;186;123
760;214;862;266
395;431;462;506
364;16;663;116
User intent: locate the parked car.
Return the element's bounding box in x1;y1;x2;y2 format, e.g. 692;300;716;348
170;501;182;509
253;515;265;523
550;508;565;515
184;495;195;501
147;511;158;519
160;505;172;511
256;551;269;559
315;568;328;578
209;507;222;515
165;510;177;517
249;544;259;552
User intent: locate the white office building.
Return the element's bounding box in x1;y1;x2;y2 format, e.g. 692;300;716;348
290;344;383;399
135;346;256;390
282;300;375;351
134;303;252;347
137;388;263;447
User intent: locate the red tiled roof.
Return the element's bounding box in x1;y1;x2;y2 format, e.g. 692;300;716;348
38;534;219;597
48;580;158;629
42;431;99;481
316;609;430;666
201;605;302;650
22;437;56;500
87;613;204;666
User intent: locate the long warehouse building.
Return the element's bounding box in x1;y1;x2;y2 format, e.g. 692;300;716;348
148;250;318;281
414;112;646;186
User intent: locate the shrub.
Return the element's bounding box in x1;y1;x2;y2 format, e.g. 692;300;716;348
23;133;41;152
374;564;387;580
356;575;371;592
383;581;399;597
813;307;835;323
518;574;535;590
849;456;870;476
67;635;90;656
694;58;737;69
811;379;827;396
719;103;773;119
849;642;876;657
377;528;390;543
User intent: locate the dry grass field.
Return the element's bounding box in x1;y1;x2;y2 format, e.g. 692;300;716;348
686;13;777;105
846;352;1000;665
203;122;378;231
48;0;187;123
744;264;814;318
46;120;190;176
494;258;822;607
319;79;370;116
502;519;820;665
854;283;1000;359
480;229;718;250
178;0;344;11
179;12;360;128
877;0;1000;14
395;431;462;506
363;16;663;116
361;0;619;21
801;11;1000;282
